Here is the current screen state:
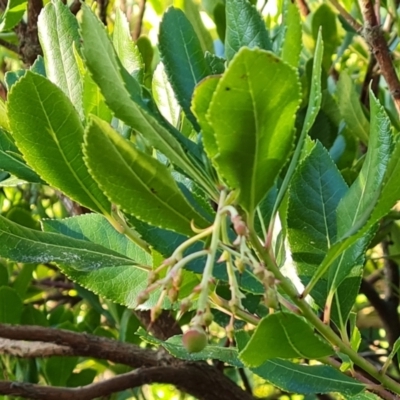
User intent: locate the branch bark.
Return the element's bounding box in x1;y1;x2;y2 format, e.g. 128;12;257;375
0;324;254;400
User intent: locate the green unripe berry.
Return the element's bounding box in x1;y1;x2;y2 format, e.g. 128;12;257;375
182;326;208;353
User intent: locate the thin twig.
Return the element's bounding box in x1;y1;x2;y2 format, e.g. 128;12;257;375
133;0;147;40
328;0;363;32
0;38;18;53
296;0;309;16
359;0;400;116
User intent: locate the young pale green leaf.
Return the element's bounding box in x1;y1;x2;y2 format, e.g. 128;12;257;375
0;214;137;270
152;62;180;126
239;312;333;366
192;75;220;160
159;7;210;130
280;0;302;68
138;328;242;366
225;0;272;62
0;287;23;324
80;5;213;195
336;72;370;143
0;0;27;31
0;130;42;183
113;9;143;79
84;116;209;236
42;214;156;309
207;48;301;213
38;1;83;119
252;359;365;396
7;72;111;215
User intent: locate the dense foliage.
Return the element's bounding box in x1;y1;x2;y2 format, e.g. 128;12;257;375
1;0;400;399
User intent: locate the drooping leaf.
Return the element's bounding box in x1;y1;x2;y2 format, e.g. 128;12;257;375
42;214;157;308
224;0;272;61
192;75;221;159
207;48;301;213
0;215;135;270
252;359;365;396
152;62;180;126
280;0;302;68
80;5;214;196
84;116;209;236
159;7;210;130
239;312;333;366
38;1;83;118
113;9;143;79
7;72;111;215
336;72;369;143
0;129;42;183
0;0;27;32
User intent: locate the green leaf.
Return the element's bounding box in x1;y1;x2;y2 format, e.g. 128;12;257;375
0;214;136;270
287;141;347;284
239;312;333;366
344;392;385;400
280;0;302;68
207;48;301;213
42;214;156;308
80;5;213;195
224;0;271;62
192;75;221;159
305;92;393;300
113;9;143;79
0;129;42;183
330;92;393;289
84;116;209;236
311;4;339;71
38;1;84;119
271;30;323;218
176;0;214;53
0;286;23;324
159;7;210;129
152;62;180;126
45;357;78;387
0;0;27;31
7;72;111;215
252;359;365;396
0;98;10;131
336;72;370;143
138;328;242;367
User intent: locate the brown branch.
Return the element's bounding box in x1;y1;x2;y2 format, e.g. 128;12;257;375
133;0;147;40
360;54;379;110
296;0;309;17
359;0;400;116
69;0;82;15
0;324;254;400
0;324;159;368
135;310;182;340
0;339;71;358
0;363;255;400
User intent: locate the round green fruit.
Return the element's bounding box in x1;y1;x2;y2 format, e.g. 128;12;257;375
182;326;207;353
